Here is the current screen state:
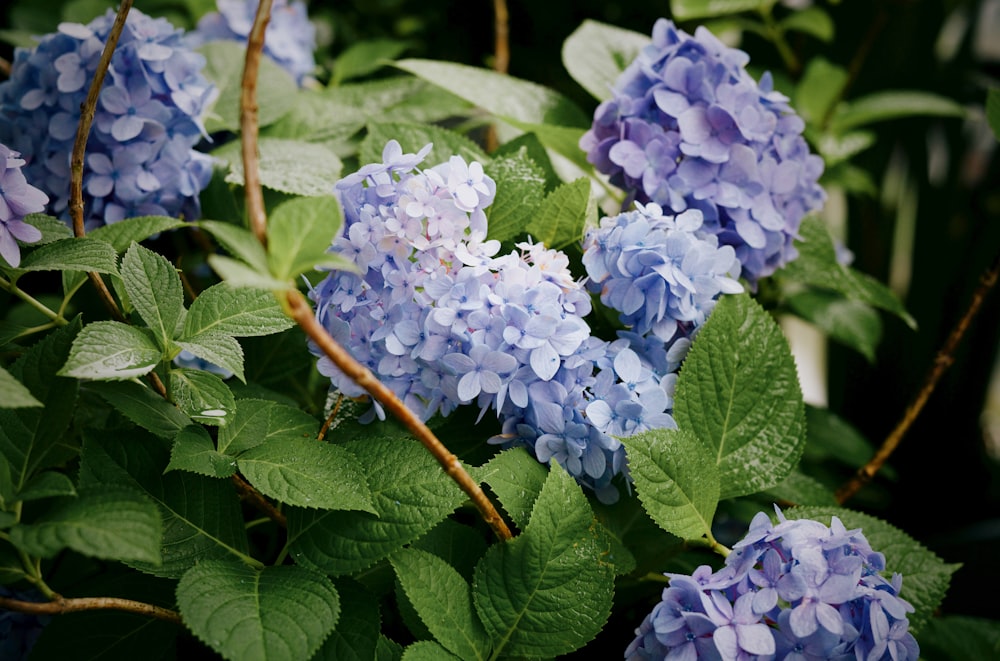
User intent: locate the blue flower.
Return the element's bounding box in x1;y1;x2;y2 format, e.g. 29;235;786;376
0;143;47;267
0;9;216;230
581;19;826;285
188;0;316;85
626;508;919;660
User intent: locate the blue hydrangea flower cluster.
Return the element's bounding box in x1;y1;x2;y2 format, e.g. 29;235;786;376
309;141;680;501
0;143;47;268
580;19;826;285
187;0;316;85
0;9;216;230
626;509;919;661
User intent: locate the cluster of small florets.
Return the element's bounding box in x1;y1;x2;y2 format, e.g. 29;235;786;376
0;9;216;230
0;143;48;268
187;0;316;85
626;509;919;661
580;18;826;285
309;141;681;501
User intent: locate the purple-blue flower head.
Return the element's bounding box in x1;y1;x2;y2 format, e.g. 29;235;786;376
625;508;919;660
0;143;47;267
582;19;826;286
0;9;216;230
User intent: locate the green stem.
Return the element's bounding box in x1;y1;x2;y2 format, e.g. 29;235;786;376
0;278;68;325
759;8;800;75
687;534;732;558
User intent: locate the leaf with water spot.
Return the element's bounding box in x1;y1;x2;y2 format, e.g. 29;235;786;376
169;368;236;427
59;321;162;380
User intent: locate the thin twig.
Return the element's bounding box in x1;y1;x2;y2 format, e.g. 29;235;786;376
317;394;344;442
0;56;11;78
0;594;182;625
241;0;273;246
836;251;1000;504
68;0;132;324
485;0;510;153
232;474;287;528
285;289;513;541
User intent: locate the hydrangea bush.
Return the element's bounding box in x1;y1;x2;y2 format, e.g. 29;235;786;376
0;1;995;660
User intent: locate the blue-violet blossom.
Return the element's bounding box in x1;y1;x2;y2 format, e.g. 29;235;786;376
581;19;826;285
0;143;47;267
625;508;919;661
0;9;216;230
188;0;316;85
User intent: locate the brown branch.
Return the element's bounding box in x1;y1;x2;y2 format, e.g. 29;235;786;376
492;0;510;75
68;0;132;324
317;394;344;442
837;251;1000;504
232;473;287;528
241;0;273;246
0;594;182;625
0;56;11;78
285;289;513;541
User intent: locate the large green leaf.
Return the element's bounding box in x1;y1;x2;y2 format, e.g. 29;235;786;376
287;438;466;576
59;321;162;380
88;380;192;439
215;137;344;198
484;150;548;243
313;578;382;661
237;439;376;513
561;20;649;101
121;242;185;348
182;284;294;338
217;398;319;456
9;485;161;564
673;294;806;499
80;431;253;577
88;216;188;252
795;57;849;127
266;195;346;281
16;237;118;275
785;507;960;633
0;365;41;408
400;641;460;661
622;428;719;540
473;463;613;658
0;320;80;492
670;0;767;20
177;560;340;661
831;91;965;132
786;290;882;362
166;424;237;478
197;220;270;273
21;213;74;245
169;368;236;427
395;59;589;128
472;448;549;529
331;38;409;85
175;332;246;383
525;177;593;250
199;40;299;133
15;470;76;502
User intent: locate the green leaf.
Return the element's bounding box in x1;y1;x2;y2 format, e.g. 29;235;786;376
332;38;410;85
987;88;1000;141
779;7;834;42
785;507;960;633
9;484;161;563
88;216;188;252
763;469;837;506
313;578;382;661
166;425;236;478
786;290;882;362
80;431;254;578
361;122;488;168
17;237;118;274
493;133;561;192
176;332;246;383
803;405;875;469
88;380;192;438
215;137;344;197
502;120;591;173
473;448;549;529
918;615;1000;661
411;519;489;582
400;641;460;661
795;57;849;127
831;91;966;132
670;0;767;20
200;40;298;133
183;283;294;338
395;59;589;128
0;365;42;408
266;195;345;281
392;548;491;660
238;439;376;512
198;220;270;273
561;20;650;101
121;242;185;347
377;635;404;661
484;150;548;243
0;320;80;492
177;560;340;661
779;216;916;327
217;398;319;455
287;438;466;576
622;428;719;540
21;213;74;245
673;294;806;499
815;130;876;167
473;463;613;658
208;254;295;291
169;368;236;426
15;470;76;502
525;177;592;250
